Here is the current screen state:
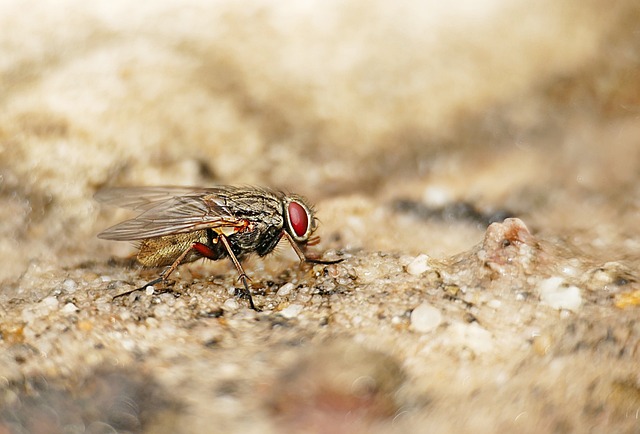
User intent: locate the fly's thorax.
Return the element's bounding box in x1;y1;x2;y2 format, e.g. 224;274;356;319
282;194;317;243
211;187;285;229
137;231;210;267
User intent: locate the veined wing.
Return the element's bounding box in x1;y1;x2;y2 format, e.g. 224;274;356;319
97;187;246;240
94;186;219;211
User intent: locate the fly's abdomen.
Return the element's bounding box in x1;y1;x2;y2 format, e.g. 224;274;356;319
137;231;211;267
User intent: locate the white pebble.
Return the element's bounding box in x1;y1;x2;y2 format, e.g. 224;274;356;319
449;322;494;354
41;296;59;308
280;303;304;319
62;279;78;292
223;298;239;310
487;299;502;309
153;304;171;318
423;185;451;207
21;307;37;323
537;277;583;312
95;301;112;313
410;302;442;333
121;338;136;351
276;282;295;297
406;254;432;276
560;265;579;277
61;302;78;314
145;286;155;296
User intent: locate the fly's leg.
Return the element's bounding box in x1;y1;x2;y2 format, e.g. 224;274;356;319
193;240;255;310
283;232;344;265
217;234;257;310
113;244;195;299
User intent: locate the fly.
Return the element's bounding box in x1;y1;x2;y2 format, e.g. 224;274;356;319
95;186;342;310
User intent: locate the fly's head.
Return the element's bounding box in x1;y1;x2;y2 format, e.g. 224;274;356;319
282;194;318;244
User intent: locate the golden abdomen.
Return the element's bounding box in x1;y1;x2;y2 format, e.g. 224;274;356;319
137;231;209;267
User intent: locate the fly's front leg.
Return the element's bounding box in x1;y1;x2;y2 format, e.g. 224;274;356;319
113;244;196;299
283;232;344;265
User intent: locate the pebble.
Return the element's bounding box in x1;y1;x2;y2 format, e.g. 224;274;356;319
450;322;494;354
406;254;432;276
410;302;442;333
276;282;295;297
41;296;59;309
96;301;112;313
423;185;451;206
62;279;78;293
223;298;239;310
280;303;304;319
560;265;580;277
61;302;78;314
487;299;502;309
153;304;171;319
22;296;61;322
536;277;583;312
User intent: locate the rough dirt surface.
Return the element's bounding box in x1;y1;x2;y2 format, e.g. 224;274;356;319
1;1;640;433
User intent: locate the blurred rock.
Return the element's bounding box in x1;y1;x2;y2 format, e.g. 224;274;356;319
0;368;180;434
269;340;406;434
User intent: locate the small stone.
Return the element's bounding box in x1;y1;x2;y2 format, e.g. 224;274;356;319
560;265;580;277
533;333;553;356
280;303;304;319
406;254;432;276
77;320;93;332
62;279;78;292
198;327;224;347
410;302;442;333
61;302;78;314
537;277;582;312
487;299;502;309
41;296;59;309
121;338;136;351
153;304;171;318
615;290;640;308
223;298;239;310
277;282;295;297
423;185;451;206
450;322;494;354
95;301;112;313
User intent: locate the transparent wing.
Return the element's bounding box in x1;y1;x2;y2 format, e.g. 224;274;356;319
94;186;217;211
96;186;245;240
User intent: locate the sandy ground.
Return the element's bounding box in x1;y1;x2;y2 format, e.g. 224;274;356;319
1;0;639;433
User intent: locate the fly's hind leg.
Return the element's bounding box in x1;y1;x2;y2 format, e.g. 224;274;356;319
113;244;196;299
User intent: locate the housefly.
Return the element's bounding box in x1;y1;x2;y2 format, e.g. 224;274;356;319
95;186;342;310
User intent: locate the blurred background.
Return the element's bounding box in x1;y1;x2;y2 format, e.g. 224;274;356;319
1;0;639;282
1;2;640;433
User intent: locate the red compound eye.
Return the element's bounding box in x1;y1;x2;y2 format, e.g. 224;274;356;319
288;201;309;238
